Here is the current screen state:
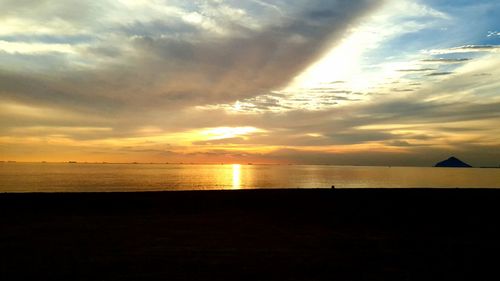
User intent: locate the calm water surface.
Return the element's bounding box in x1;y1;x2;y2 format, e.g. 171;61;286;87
0;163;499;192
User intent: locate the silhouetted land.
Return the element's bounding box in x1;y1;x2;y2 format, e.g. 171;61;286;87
435;156;472;167
1;189;500;281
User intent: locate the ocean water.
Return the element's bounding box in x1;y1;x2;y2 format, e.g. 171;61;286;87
0;162;499;192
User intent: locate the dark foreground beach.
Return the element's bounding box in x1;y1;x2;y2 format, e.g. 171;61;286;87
1;189;500;281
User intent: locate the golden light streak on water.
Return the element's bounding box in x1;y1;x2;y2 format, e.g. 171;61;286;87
232;164;241;189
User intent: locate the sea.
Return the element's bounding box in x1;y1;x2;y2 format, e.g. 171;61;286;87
1;162;499;192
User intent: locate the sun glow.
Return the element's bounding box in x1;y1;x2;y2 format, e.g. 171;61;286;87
290;33;364;90
287;1;436;94
201;127;263;140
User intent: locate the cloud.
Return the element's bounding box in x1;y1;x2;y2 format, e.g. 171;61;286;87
387;140;412;147
390;88;414;92
192;137;247;146
425;71;453;76
397;68;435;72
0;0;383;114
421;58;471;63
426;45;500;55
487;31;500;37
0;0;392;145
1;1;500;166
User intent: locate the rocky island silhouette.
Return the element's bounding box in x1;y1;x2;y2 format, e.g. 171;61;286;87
434;156;472;168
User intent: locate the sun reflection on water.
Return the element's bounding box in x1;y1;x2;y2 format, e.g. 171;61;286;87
232;164;241;189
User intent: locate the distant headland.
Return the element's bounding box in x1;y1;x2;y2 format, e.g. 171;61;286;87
434;156;472;168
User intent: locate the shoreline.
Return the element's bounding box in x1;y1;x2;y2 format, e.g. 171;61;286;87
1;189;500;280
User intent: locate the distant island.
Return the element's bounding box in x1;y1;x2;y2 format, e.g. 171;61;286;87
434;156;472;168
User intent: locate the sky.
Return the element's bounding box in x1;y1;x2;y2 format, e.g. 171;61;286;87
1;0;499;166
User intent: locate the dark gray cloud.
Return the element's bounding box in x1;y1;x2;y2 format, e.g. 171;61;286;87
398;68;435;72
454;45;499;50
0;34;94;44
390;88;414;92
421;58;471;63
0;0;383;115
425;71;453;76
353;99;500;124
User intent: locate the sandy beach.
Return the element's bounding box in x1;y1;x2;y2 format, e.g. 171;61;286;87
1;189;499;280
